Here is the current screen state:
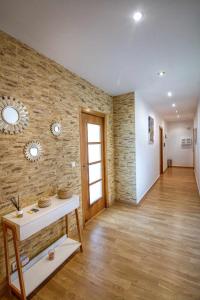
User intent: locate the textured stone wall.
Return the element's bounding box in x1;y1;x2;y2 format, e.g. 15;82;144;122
0;31;114;285
113;93;136;202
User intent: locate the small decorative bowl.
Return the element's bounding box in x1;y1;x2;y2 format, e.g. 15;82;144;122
57;189;72;200
38;197;52;208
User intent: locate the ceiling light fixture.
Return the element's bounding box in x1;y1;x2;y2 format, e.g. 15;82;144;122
177;115;180;118
157;71;166;77
133;11;143;22
172;103;176;107
176;110;178;113
167;91;172;97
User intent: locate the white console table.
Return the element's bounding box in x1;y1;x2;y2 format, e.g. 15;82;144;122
2;195;83;300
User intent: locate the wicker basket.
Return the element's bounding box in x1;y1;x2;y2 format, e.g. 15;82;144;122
57;189;72;200
38;197;52;208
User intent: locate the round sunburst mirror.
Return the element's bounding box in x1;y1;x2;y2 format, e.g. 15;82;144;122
50;121;62;136
24;141;43;162
0;96;29;134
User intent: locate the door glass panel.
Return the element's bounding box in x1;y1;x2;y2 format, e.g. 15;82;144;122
89;162;102;183
88;144;101;163
87;123;101;142
89;180;102;204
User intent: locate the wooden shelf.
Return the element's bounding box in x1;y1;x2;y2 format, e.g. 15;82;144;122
11;237;80;296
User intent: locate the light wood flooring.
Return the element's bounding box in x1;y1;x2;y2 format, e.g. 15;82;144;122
3;167;200;299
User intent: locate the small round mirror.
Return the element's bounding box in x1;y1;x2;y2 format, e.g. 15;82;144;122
51;122;62;136
24;141;42;162
2;106;19;125
30;147;38;157
0;96;29;134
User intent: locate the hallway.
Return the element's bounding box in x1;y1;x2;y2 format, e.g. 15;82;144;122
3;168;200;300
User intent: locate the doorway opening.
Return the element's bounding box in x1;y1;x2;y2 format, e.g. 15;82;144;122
159;126;164;175
80;110;106;223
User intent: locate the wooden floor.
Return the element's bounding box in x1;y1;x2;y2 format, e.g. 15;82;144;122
3;168;200;300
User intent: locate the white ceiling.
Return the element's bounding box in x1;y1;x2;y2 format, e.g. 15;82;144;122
0;0;200;121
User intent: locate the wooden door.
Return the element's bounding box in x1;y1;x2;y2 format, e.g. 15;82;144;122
159;127;164;174
81;112;106;223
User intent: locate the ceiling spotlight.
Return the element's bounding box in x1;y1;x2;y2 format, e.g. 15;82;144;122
172;103;176;107
167;91;172;97
133;11;143;22
157;71;166;77
177;115;180;118
176;110;178;113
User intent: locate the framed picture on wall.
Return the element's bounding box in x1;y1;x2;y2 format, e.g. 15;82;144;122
148;116;154;144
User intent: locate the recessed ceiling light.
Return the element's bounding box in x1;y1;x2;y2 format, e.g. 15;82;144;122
177;115;180;118
157;71;166;77
167;91;172;97
176;110;178;113
133;11;143;22
172;103;176;107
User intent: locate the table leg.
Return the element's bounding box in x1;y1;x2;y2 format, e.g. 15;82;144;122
12;226;26;300
2;223;11;290
75;208;83;252
65;215;68;237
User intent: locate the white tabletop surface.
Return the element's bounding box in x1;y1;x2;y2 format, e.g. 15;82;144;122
3;195;79;227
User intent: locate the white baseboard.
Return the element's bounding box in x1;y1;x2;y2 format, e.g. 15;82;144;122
194;170;200;195
172;165;194;168
136;175;160;204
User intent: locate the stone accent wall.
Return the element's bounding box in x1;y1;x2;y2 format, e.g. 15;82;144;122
0;31;114;285
113;93;136;202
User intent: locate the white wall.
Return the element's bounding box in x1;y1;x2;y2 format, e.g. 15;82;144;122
194;98;200;193
135;94;167;203
167;121;193;167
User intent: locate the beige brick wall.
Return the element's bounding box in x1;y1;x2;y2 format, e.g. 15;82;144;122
0;31;115;284
113;93;136;202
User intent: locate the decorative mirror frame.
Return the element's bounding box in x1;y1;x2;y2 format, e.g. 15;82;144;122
50;121;62;136
0;96;29;134
24;141;43;162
